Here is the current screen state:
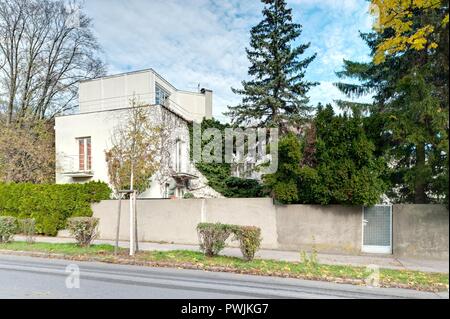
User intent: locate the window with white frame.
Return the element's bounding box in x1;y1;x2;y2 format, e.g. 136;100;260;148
175;139;183;172
77;137;92;171
155;83;170;105
163;183;169;198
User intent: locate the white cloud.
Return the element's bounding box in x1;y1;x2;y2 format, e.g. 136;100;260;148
85;0;261;119
291;0;361;13
84;0;373;121
308;81;373;110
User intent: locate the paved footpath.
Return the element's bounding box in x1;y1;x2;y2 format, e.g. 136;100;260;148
14;235;449;273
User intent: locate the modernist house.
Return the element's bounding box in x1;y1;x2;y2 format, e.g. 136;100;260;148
55;69;221;199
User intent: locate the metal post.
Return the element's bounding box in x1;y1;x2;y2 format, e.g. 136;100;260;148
114;194;122;256
134;190;139;252
129;191;135;256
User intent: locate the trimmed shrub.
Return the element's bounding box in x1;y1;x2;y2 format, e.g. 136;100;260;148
67;217;99;247
197;223;236;257
0;216;18;243
0;181;111;236
233;226;262;261
18;218;36;244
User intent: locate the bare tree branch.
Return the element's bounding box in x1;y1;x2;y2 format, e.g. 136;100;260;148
0;0;105;124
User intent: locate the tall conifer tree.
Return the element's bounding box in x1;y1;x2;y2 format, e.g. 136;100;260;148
226;0;317;130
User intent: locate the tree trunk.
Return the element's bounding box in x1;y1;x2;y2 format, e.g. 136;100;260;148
114;194;122;256
134;191;138;252
414;142;427;203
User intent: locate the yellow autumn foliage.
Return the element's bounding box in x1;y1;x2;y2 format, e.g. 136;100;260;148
371;0;448;64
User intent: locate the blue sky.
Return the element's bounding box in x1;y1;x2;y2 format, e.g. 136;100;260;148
85;0;374;122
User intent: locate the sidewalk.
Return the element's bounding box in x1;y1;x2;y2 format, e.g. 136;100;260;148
14;235;449;273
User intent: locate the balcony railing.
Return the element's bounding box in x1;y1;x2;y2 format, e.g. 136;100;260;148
58;155;94;178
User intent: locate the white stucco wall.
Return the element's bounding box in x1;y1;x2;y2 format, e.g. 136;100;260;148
78;69;211;122
55;108;125;185
56;69;218;198
56;105;184;195
55;104;221;199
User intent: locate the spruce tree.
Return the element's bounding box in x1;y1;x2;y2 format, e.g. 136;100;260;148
226;0;317;130
334;5;449;204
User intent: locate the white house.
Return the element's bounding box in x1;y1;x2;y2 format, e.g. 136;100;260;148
55;69;221;199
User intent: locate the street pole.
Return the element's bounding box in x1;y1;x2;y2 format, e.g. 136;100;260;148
114;193;122;256
134;190;139;252
129;171;135;256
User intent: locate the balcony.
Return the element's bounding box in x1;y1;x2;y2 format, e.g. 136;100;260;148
58;155;94;178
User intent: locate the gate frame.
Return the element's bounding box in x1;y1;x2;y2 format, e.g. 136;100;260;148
361;204;393;254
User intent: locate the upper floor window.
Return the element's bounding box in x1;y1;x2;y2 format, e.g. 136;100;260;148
155;84;170;105
77;137;91;171
175;139;183;172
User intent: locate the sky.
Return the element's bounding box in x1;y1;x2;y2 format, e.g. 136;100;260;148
84;0;374;122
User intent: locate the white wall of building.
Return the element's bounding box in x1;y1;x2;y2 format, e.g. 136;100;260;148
78;69;211;122
55;69;220;199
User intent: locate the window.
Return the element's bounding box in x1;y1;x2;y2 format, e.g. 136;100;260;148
164;183;170;199
77;137;91;171
155;84;170;105
175;139;183;172
176;187;185;198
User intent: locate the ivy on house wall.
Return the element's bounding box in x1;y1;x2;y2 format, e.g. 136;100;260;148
188;119;265;198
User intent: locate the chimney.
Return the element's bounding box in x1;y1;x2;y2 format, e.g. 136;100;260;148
200;88;213;120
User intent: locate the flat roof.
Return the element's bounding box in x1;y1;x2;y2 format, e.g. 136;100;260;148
54;103;193;123
79;68;212;96
80;68;177;91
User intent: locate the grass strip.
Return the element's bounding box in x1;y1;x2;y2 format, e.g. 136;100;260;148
0;242;447;292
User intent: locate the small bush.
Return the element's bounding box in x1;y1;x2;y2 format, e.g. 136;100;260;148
197;223;236;257
67;217;99;247
0;216;17;243
18;218;36;244
183;192;195;199
233;226;262;261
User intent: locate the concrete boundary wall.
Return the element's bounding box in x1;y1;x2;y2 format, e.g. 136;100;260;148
276;205;363;254
393;204;449;259
92;199;449;259
93;198;278;248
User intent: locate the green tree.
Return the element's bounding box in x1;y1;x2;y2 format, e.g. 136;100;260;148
263;132;302;203
335;2;449;204
226;0;317;130
264;105;387;206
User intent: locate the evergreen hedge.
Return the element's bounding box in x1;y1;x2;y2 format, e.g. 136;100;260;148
0;181;111;236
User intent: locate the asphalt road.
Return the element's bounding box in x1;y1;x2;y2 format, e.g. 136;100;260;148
0;254;447;299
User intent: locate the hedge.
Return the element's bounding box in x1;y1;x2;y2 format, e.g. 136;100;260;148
0;181;111;236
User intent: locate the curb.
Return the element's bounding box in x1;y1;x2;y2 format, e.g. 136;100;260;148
0;249;447;293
